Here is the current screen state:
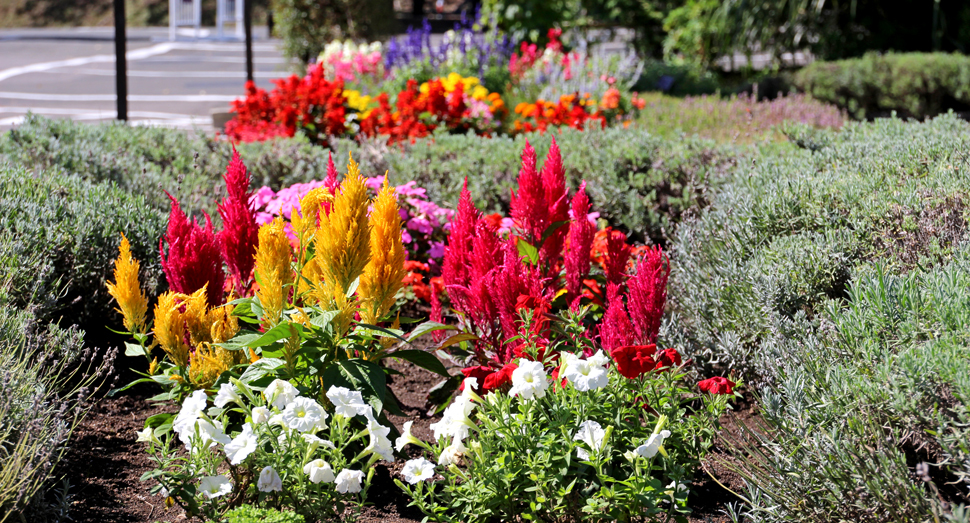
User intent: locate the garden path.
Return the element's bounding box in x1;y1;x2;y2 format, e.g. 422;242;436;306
0;27;287;131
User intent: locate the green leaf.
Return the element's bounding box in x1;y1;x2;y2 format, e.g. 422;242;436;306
247;322;300;348
388;349;450;377
108;377;155;396
356;323;408;343
322;359;386;413
346;276;360;298
239;357;285;384
439;332;479;349
539;220;571;247
517;239;540;264
407;321;454;341
124;342;148;357
427;375;462;410
310;310;339;329
216;332;263;350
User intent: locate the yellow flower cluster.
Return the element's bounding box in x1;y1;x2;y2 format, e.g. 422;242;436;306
420;72;491;101
105;233;148;333
343;89;375;119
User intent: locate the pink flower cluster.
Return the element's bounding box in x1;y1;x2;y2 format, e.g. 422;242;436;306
318;41;384;83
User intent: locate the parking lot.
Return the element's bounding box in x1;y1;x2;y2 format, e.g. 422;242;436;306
0;27;289;131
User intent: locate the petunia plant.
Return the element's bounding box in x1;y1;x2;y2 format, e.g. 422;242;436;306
395;307;740;522
138;379;398;521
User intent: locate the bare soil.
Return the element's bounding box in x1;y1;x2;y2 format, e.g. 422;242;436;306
62;360;753;523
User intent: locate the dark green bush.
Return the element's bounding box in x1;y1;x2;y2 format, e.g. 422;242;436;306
665;114;970;520
222;505;305;523
0;161;166;342
793;53;970;120
271;0;395;64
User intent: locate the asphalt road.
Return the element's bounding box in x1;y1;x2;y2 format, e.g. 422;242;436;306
0;27;291;131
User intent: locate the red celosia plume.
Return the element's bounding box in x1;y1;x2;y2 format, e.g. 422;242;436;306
599;283;633;353
539;136;569;264
160;194;225;307
565;181;595;304
626;246;670;344
509;140;547;249
217;148;259;292
604;229;632;287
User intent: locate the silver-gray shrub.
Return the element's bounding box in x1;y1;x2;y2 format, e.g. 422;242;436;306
666;113;970;521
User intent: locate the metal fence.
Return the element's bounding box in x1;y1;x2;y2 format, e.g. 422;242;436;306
168;0;201;40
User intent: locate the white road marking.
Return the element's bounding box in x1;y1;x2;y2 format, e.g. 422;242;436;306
37;68;281;78
0;91;239;102
0;106;207;119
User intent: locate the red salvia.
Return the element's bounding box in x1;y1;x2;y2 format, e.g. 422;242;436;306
626;246;670;344
565;181;595;304
160;194;225;307
217;148;259;292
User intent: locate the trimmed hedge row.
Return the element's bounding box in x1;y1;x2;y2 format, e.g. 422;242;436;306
794;52;970;120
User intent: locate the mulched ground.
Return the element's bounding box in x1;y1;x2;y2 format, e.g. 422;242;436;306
62;359;755;523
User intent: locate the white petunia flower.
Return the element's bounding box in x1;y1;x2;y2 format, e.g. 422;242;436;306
264;379;297;409
509;360;549;400
459;377;483;403
224;423;257;465
257;466;283;492
635;429;671;459
213;383;242;408
401;457;436;484
666;480;689;494
303;459;335;484
326;386;370;418
334;469;364;494
281;397;327;433
563;352;609;392
429;398;477;442
198;475;232;499
395;420;422;452
179;418;231;451
172;390;208;434
574;420;606;460
251;406;270;424
135;427;159;444
364;417;395;461
587;349;610;368
437;438;468;467
302;433;335;451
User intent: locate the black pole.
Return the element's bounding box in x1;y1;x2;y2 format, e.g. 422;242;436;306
113;0;127;121
244;0;253;83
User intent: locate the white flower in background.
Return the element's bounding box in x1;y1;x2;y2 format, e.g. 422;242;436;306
563;351;609;391
666;480;689;494
303;459;335;484
281;397;327;433
178;418;231;451
395;420;422;452
635;430;671;459
264;379;297;409
588;349;609;367
158;485;169;498
257;466;283;492
225;423;257;465
198;475;232;499
437;438;468;466
335;469;364;494
574;420;606;460
135;427;159;444
251;406;270;424
172;390;208;433
213;383;242;408
326;386;370;418
302;433;335;450
429;398;477;442
402;457;436;484
509;360;549;400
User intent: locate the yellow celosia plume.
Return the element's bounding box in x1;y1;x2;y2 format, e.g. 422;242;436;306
153;291;191;367
292;187;333;239
208;302;240;344
314;153;372;306
358;177;407;324
105;233;148;333
255;217;294;328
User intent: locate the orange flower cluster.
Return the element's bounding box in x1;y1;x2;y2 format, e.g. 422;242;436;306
513;93;606;134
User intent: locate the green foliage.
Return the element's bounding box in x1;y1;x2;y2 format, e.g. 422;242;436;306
794;52;970;120
665;114;970;520
271;0;396;64
223;505;305;523
0;160;166;341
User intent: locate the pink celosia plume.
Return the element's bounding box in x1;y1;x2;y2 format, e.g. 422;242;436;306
160;194;225;307
322;151;340;216
217;148;259;292
626;246;670;344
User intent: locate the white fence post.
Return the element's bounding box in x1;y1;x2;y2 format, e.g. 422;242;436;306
217;0;245;40
169;0;201;40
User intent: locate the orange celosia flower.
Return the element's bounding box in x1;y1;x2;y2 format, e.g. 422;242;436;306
153;291;192;367
255;217;293;327
358;177;407;324
106;233;148;333
314;153;372;304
